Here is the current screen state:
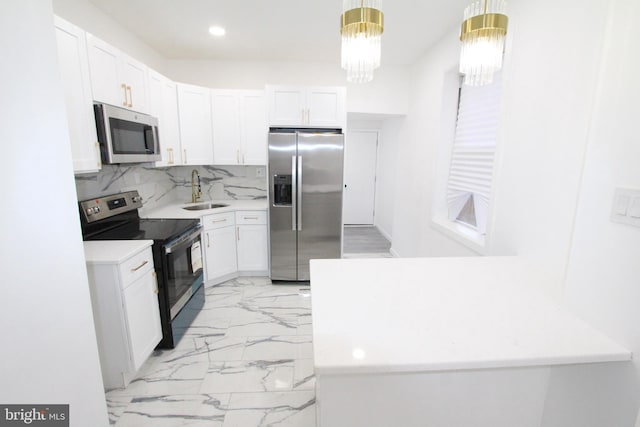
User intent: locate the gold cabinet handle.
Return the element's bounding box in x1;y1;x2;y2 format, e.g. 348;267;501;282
167;148;173;165
126;85;133;107
152;271;159;294
131;260;148;272
121;83;128;106
95;142;102;167
211;219;227;223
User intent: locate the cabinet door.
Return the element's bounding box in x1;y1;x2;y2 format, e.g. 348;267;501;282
204;226;238;280
267;86;305;126
86;33;125;107
211;90;241;165
54;17;101;174
237;225;268;272
150;70;182;167
240;91;267;165
122;269;162;371
177;83;214;165
307;87;346;128
119;54;149;113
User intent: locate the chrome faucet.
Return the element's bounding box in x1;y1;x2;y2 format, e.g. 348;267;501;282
191;169;202;203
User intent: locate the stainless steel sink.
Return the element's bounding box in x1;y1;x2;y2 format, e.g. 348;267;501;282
182;203;229;211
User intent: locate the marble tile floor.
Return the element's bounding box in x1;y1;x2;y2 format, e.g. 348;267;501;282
342;225;392;258
106;277;316;427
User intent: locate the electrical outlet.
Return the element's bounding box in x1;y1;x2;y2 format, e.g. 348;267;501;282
611;188;640;228
256;167;266;178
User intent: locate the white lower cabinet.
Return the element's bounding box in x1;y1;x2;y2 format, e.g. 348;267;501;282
202;212;238;282
83;241;162;390
236;211;268;272
202;210;269;283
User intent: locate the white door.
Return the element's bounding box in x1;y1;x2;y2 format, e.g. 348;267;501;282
343;130;378;224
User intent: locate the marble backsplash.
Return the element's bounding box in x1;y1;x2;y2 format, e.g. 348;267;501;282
75;164;267;214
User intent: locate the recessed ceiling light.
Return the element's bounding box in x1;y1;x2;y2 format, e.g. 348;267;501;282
208;26;226;37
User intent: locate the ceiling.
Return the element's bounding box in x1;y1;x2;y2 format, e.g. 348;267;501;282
87;0;470;65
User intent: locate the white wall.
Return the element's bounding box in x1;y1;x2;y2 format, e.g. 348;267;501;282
487;0;610;298
0;1;109;425
389;0;611;292
390;28;479;258
540;0;640;424
52;0;167;72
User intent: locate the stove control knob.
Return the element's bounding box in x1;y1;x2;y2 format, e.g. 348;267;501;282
94;206;101;213
86;207;94;215
132;196;142;203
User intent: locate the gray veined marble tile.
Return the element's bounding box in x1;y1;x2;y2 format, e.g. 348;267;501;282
172;336;248;363
202;288;244;307
199;360;295;393
116;359;209;397
223;391;316;427
296;313;313;336
113;394;229;427
106;394;132;425
243;336;313;361
293;359;316;391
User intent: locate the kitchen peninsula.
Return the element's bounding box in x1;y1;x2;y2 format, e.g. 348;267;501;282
310;256;631;427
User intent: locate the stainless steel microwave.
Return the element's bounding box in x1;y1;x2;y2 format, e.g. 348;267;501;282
94;103;161;164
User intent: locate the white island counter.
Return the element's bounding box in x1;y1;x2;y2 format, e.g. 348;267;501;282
310;256;631;427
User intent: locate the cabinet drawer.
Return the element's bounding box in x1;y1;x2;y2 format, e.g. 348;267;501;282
119;247;154;287
202;212;235;230
235;210;267;225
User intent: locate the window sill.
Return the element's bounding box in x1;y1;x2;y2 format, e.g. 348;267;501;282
431;216;486;255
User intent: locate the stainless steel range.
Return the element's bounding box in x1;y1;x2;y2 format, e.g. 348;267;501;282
79;190;204;349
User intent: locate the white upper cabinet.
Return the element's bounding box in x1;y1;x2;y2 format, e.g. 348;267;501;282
266;85;346;129
177;83;214;165
149;69;182;167
211;90;241;164
86;33;150;114
54;16;101;174
211;90;267;165
240;91;268;165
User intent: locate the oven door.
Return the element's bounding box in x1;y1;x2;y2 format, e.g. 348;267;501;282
163;226;204;319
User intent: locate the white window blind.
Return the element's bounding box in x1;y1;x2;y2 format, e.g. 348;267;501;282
446;73;502;234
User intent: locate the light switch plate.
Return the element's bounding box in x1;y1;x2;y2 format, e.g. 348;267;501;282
256;167;266;178
611;188;640;228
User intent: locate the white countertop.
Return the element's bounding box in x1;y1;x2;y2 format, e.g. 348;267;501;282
310;256;632;375
142;199;268;219
84;240;153;264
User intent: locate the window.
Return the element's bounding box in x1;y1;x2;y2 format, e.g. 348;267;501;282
446;73;502;234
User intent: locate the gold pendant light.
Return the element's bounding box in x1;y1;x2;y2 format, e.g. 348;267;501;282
459;0;508;86
340;0;384;83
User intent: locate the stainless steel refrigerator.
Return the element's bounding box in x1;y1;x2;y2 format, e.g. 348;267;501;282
268;128;344;281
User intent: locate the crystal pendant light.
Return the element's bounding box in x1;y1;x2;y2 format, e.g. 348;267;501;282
459;0;508;86
340;0;384;83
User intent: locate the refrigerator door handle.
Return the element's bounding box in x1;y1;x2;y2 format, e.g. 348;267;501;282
291;155;297;231
297;155;302;231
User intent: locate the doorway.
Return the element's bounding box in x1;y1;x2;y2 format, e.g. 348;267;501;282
343;130;378;225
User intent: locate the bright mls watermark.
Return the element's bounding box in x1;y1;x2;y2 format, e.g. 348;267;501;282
0;405;68;426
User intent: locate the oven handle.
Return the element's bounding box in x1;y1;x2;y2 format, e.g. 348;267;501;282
165;225;202;254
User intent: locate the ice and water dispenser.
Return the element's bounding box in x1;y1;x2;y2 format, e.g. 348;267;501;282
273;175;292;206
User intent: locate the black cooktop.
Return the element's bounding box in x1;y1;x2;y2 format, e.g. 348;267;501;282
83;217;200;244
